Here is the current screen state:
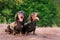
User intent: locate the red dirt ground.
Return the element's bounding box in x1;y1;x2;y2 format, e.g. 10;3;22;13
0;24;60;40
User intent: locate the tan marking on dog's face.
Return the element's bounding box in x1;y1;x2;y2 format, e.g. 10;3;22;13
32;13;39;21
18;13;24;22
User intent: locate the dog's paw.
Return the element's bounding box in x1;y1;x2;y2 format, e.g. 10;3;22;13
5;29;8;32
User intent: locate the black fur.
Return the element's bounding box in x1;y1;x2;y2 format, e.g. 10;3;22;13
5;25;13;34
13;22;24;35
22;12;39;35
14;11;26;35
5;22;17;34
5;11;26;35
22;21;36;34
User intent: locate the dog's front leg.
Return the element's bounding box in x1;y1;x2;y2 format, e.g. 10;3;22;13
33;30;36;35
20;32;23;37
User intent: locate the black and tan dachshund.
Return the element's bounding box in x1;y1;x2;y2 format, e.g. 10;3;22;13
5;11;26;36
22;12;39;35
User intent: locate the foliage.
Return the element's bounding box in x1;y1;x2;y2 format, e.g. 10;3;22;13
50;0;60;27
0;0;57;27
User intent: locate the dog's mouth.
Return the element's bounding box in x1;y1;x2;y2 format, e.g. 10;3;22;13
33;17;39;21
32;14;39;21
19;17;24;22
35;17;39;21
18;14;24;22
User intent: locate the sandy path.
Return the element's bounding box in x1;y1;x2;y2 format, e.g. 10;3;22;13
0;24;60;40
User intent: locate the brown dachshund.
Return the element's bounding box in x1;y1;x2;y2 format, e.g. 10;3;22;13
5;11;26;36
22;12;39;35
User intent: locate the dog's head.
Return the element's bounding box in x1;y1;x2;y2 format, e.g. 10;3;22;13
28;12;39;22
15;11;25;23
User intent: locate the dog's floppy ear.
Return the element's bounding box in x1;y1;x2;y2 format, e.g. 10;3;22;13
28;14;31;21
15;13;18;21
28;15;30;21
28;14;32;22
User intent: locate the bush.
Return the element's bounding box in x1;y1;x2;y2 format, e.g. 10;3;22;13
0;0;57;27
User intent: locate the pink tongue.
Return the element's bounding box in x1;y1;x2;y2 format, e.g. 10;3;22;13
36;17;39;20
19;19;23;22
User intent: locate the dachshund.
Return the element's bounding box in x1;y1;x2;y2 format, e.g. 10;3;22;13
5;11;26;36
22;12;39;35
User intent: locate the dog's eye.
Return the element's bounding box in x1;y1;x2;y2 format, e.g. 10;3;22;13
37;15;39;17
21;16;23;18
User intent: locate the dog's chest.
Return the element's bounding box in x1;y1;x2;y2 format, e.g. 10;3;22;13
17;22;23;28
27;23;36;31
